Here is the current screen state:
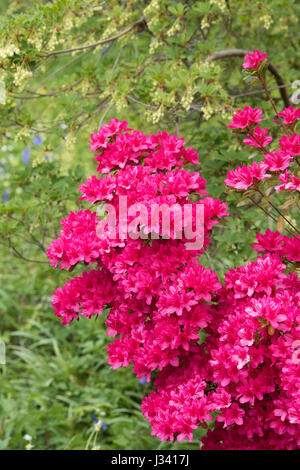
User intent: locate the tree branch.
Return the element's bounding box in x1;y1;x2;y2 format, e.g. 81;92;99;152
4;240;47;264
40;17;145;58
229;83;292;100
11;79;83;100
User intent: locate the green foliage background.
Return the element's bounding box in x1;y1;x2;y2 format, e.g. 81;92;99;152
0;0;299;450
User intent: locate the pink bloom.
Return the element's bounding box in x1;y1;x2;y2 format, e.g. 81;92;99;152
224;161;270;190
89;119;129;153
216;403;245;427
245;296;287;329
275;170;300;192
278;107;300;125
264;150;291;172
279;133;300;156
243;127;272;148
228;107;264;129
157;286;198;316
224;165;253;190
78;174;115;203
89;131;109;152
288;408;300;425
232;345;250;369
282;236;300;262
242;50;267;69
252;229;284;253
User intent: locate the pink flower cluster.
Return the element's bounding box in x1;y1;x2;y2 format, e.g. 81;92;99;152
242;50;267;70
243;126;272;148
228;106;263;129
253;229;300;262
209;52;300;448
47;120;228;381
279;133;300;157
278;107;300;126
224;161;270;190
275;170;300;192
142;253;300;448
48;51;300;450
225;105;300;192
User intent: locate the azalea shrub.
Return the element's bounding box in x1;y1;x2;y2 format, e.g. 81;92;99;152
48;51;300;450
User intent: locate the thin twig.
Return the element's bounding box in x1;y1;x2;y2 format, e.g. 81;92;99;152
229;83;292;99
11;79;83;100
7;215;46;251
34;50;90;91
6;240;47;264
97;102;113;131
40;18;145;58
257;189;300;235
126;95;157;109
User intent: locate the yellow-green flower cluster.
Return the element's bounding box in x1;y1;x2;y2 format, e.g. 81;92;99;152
13;66;32;89
0;43;20;59
260;14;273;30
145;104;165;124
210;0;227;12
166;20;181;38
181;86;195;111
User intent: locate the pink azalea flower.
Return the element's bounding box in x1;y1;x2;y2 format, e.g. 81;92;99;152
216;403;245;427
279;133;300;156
243;127;272;148
224;161;270;190
252;229;284;253
275;170;300;192
282;236;300;262
277;106;300;125
264;150;291;171
242;50;267;69
228;106;264;129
